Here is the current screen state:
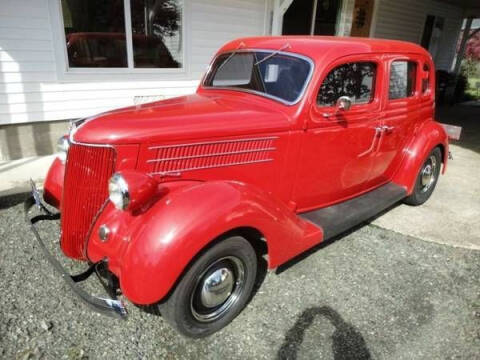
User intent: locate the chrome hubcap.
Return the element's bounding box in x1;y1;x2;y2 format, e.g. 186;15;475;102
191;256;245;322
420;155;437;193
200;267;234;308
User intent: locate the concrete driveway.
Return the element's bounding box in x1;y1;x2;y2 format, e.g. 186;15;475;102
373;103;480;250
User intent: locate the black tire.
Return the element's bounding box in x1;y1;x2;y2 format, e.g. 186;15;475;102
403;147;442;206
155;236;257;338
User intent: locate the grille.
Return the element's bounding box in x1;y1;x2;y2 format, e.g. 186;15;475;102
60;143;115;260
147;137;277;176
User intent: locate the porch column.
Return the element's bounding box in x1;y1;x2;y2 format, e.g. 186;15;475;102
272;0;293;35
452;18;473;77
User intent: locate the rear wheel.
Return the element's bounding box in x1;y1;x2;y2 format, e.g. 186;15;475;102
404;147;442;206
155;236;257;338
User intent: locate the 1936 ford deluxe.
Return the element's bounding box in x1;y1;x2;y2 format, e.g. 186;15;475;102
26;36;448;338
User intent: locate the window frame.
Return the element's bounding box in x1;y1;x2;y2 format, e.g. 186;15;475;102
201;49;315;106
48;0;189;82
421;62;431;95
387;59;419;101
308;54;382;127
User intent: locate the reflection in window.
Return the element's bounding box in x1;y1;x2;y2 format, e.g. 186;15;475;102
130;0;182;68
62;0;127;68
317;62;376;106
211;54;254;87
204;51;311;103
61;0;182;69
389;61;417;99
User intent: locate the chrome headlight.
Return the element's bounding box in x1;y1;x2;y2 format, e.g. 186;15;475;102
108;173;130;210
57;136;70;162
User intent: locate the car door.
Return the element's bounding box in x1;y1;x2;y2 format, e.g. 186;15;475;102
367;55;422;186
294;57;384;211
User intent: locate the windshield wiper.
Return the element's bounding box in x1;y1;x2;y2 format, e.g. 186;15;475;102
254;43;291;66
216;41;246;73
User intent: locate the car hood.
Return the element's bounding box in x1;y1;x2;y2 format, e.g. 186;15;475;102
72;93;291;145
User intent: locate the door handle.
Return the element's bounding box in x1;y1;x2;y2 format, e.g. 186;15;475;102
381;125;394;133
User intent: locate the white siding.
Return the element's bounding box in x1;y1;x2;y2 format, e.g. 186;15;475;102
0;0;267;125
372;0;463;70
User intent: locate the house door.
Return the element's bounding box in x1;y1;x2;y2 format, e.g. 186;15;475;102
282;0;342;36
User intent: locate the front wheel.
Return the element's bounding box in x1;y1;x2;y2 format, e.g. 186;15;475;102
155;236;257;338
403;147;442;206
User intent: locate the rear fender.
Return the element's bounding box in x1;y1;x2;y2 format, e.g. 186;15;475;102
392;120;448;194
91;180;322;305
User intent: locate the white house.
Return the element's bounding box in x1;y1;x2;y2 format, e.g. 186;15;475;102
0;0;478;160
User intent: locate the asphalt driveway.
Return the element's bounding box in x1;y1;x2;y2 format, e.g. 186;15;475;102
0;193;479;359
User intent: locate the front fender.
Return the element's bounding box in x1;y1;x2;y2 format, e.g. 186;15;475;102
43;157;65;209
88;180;321;305
392;120;448;194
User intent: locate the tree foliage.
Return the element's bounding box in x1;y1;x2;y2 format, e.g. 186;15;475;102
465;30;480;61
131;0;180;38
317;63;375;106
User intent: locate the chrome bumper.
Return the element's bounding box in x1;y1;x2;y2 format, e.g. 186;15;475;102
24;181;127;319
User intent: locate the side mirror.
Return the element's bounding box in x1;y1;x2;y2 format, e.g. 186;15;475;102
336;96;352;111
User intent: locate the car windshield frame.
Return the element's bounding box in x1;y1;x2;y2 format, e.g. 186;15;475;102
202;49;315;106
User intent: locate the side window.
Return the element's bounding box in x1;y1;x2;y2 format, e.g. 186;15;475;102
389;61;417;99
422;63;430;93
317;62;376;106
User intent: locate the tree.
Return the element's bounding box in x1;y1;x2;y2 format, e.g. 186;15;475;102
465;30;480;61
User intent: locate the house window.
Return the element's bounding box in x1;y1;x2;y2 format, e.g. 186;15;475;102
61;0;183;69
389;61;417;100
317;62;376;106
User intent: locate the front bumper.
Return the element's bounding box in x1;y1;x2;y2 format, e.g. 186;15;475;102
24;181;127;319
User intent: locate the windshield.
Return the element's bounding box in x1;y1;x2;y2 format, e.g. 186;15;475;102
203;51;312;104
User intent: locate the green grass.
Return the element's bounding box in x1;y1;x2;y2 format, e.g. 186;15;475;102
466;77;480;99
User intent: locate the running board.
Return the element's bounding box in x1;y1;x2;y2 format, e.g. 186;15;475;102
299;182;406;241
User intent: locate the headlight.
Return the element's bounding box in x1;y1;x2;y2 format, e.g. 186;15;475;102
57;136;70;162
108;171;158;211
108;173;130;210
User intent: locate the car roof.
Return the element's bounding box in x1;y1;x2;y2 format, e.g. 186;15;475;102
218;36;431;64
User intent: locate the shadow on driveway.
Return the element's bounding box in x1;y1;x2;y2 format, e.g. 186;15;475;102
277;306;371;360
0;191;29;210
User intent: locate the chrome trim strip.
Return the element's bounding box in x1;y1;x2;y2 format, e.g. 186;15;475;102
69;116;116;149
150;158;273;176
201;48;315;106
147;147;276;163
69;136;116;149
148;136;278;150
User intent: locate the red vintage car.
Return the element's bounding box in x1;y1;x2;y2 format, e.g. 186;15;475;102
26;36;448;338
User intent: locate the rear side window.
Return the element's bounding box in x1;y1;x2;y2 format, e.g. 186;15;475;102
317;62;376;106
389;61;417;99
